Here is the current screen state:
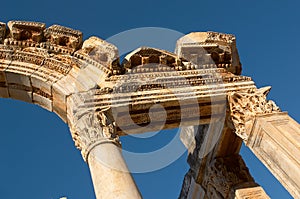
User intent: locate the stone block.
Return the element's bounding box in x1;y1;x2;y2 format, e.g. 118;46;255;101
5;71;31;87
33;93;52;112
0;87;9;98
8;88;32;103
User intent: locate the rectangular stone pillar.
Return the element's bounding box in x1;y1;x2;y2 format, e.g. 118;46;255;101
227;86;300;198
245;112;300;198
179;123;270;199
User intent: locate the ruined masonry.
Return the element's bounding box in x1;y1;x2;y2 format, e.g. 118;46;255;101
0;21;299;199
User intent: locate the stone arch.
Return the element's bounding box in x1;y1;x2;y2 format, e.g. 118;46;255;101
2;21;294;199
0;20;143;199
0;20;119;123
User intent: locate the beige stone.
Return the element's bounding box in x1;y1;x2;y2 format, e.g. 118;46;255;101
235;186;270;199
88;143;142;199
246;112;300;198
0;20;298;199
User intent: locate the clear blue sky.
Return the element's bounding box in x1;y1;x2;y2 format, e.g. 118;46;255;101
0;0;299;198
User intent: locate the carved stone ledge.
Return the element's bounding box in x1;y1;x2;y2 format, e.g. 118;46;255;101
228;86;280;140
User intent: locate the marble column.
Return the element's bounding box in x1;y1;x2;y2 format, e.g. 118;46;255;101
69;109;141;199
87;141;141;199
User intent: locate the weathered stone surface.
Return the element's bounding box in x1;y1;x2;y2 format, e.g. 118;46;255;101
42;24;82;53
203;155;255;198
7;21;45;43
228;86;280;140
0;22;6;44
68;105;119;160
88;142;142;199
176;32;242;75
179;118;270;199
122;47;184;71
0;20;298;199
235;186;270;199
246;112;300;199
74;36;120;75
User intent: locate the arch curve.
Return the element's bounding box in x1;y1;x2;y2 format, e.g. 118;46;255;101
0;20;120;123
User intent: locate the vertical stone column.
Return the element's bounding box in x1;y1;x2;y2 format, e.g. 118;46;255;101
228;86;300;198
179;124;270;199
68;107;141;199
180;154;270;199
87;141;141;199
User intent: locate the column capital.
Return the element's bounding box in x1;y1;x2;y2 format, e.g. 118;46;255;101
227;86;280;140
69;107;120;161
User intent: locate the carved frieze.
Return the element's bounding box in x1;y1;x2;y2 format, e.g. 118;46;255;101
228;86;281;140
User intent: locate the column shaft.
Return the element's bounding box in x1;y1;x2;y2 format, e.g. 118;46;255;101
88;142;141;199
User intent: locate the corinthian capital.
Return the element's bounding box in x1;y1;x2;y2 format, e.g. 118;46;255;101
227;87;280;140
69;107;120;161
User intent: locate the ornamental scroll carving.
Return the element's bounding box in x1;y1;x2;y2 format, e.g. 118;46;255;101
228;86;280;140
70;108;120;161
203;155;256;199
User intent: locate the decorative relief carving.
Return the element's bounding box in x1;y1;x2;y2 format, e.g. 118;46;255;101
0;22;6;44
74;36;121;75
42;57;72;75
122;47;185;72
228;86;281;140
70;108;120;161
175;32;242;75
43;24;82;51
206;32;235;44
203;155;255;199
7;21;46;43
12;50;46;66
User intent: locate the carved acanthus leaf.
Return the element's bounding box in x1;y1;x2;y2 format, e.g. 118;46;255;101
70;108;120;161
228;86;280;140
